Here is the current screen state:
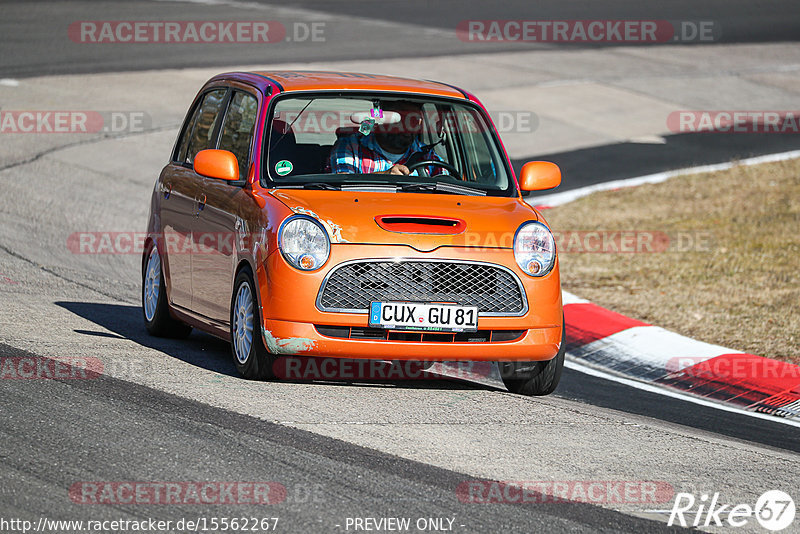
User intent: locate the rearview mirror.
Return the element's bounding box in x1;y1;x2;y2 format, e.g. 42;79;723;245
194;149;239;181
519;161;561;191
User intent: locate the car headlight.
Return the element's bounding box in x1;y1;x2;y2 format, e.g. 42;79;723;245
278;215;330;271
514;221;556;276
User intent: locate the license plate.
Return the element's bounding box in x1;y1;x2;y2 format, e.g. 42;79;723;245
369;301;478;332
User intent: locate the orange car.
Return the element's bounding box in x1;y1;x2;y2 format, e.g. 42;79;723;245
142;70;564;395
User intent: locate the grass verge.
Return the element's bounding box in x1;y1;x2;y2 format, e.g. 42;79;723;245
544;157;800;364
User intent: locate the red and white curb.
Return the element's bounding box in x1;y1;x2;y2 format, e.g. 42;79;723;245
527;150;800;424
562;291;800;423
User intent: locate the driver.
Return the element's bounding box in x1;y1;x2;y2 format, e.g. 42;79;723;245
329;100;442;176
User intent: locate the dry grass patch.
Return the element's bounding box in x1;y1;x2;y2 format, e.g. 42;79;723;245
544;157;800;364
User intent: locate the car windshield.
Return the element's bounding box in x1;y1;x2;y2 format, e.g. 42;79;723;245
263;95;514;196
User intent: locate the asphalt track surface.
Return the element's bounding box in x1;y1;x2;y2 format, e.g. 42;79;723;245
1;1;799;533
5;0;800;189
1;342;684;533
3;0;800;78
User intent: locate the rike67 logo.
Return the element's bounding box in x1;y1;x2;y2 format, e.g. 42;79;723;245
668;490;795;531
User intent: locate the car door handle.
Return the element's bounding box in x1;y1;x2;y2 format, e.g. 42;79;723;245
196;194;206;216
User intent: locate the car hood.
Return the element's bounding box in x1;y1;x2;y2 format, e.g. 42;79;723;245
268;188;539;251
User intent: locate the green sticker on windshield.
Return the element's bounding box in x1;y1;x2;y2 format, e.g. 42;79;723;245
275;160;293;176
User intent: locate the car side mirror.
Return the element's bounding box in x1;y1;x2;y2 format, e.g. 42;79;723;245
519;161;561;191
194;149;239;181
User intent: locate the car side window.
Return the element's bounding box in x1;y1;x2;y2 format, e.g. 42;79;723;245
218;91;259;177
183;88;228;165
174;102;199;163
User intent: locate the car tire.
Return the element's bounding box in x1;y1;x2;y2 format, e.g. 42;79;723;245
142;243;192;338
500;315;565;396
230;268;276;380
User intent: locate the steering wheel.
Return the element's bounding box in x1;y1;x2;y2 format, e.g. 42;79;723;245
405;160;462;180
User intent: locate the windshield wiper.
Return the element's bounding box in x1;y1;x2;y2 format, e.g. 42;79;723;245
340;183;398;192
400;182;486;196
302;182;339;190
273;182;340;190
274;182;399;192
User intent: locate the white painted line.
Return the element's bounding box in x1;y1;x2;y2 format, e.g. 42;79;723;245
570;325;730;376
627;135;666;144
529;149;800;208
0;78;20;87
565;359;800;427
561;290;589;305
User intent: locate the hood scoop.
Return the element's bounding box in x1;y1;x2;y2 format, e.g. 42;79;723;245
375;215;466;235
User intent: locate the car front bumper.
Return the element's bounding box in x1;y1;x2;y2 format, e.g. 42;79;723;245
261;318;562;361
256;244;562;362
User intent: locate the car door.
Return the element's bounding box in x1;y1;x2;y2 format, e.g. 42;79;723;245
160;87;229;311
192;89;260;324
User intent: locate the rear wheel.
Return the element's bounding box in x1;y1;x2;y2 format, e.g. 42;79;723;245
230;269;276;380
500;316;565;396
142;243;192;338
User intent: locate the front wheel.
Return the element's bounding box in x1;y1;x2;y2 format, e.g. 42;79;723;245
230;269;276;380
142;243;192;338
500;316;565;396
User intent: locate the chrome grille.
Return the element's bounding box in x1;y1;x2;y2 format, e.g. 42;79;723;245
317;260;526;316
